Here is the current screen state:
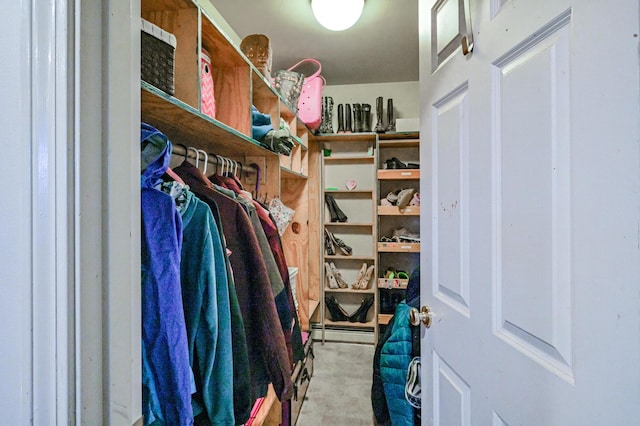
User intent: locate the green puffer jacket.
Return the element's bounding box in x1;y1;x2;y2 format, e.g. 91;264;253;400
380;301;414;425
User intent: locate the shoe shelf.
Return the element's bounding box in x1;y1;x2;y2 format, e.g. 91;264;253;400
324;156;375;164
324;222;374;227
325;287;376;294
324;255;375;261
377;169;420;180
377;205;420;216
377;314;393;326
377;242;420;253
376;132;420;336
377;278;409;289
323;319;377;328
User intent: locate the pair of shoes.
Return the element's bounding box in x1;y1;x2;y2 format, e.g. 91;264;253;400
409;192;420;206
324;261;349;289
353;263;375;289
386;188;416;208
392;227;420;242
325;295;349;322
384;157;407;169
325;193;348;222
324;229;335;255
349;296;374;323
325;295;374;323
326;230;353;255
384;268;409;280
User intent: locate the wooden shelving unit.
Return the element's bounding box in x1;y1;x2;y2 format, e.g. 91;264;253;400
376;132;420;327
318;134;378;343
141;1;318;423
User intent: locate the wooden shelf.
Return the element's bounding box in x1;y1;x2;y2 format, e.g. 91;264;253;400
324;255;376;261
323;319;376;328
280;167;308;179
377;314;393;325
377;169;420;180
377;278;409;289
324;222;374;227
324;189;374;194
378;131;420;141
308;299;320;319
324;156;375;164
377;242;420;253
141;82;271;158
377;205;420;215
314;133;377;142
324;287;376;294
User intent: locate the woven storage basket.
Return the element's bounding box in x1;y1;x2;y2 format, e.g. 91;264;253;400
141;18;177;95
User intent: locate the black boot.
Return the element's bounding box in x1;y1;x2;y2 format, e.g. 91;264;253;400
337;104;345;133
345;104;353;133
362;103;371;132
325;97;334;133
352;103;361;133
325;193;348;222
386;98;396;132
374;96;385;133
325;295;349;322
349;297;374;323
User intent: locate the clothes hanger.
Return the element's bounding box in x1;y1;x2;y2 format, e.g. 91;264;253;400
188;146;199;168
197;149;208;175
166;143;186;184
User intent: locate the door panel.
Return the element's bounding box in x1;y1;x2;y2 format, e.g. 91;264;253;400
493;16;573;380
433;84;470;314
433;352;471;426
419;0;640;424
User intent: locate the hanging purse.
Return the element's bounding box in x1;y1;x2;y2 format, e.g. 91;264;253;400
287;58;325;130
273;68;305;115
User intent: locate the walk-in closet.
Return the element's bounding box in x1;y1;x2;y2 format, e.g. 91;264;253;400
3;0;640;425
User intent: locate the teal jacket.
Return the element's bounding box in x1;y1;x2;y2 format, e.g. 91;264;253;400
179;189;234;424
380;301;414;425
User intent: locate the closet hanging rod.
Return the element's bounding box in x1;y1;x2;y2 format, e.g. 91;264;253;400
171;144;256;174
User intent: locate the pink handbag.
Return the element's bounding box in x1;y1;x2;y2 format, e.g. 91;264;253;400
288;59;325;130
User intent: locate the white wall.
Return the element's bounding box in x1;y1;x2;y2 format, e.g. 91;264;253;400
324;81;420;131
324;81;419;119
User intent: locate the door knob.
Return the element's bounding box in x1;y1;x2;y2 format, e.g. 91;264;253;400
409;306;433;328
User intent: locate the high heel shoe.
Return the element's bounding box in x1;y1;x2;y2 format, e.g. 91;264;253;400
353;263;367;289
324;229;335;255
325;194;348;222
325;295;350;322
324;262;339;289
349;297;374;323
327;230;352;256
357;264;375;289
330;262;349;288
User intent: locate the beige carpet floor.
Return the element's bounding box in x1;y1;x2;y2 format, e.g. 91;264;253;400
296;341;376;425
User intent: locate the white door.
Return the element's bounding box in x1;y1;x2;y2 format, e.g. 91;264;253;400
419;0;640;424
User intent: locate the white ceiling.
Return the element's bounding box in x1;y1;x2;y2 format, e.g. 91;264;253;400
210;0;419;85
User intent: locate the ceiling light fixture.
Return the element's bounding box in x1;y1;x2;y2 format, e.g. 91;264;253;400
311;0;365;32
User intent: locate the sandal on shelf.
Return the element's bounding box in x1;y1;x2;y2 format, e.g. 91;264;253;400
324;262;339;289
386;188;402;204
324;229;336;255
357;264;375;290
397;188;416;208
392;227;420;242
409;192;420;206
353;263;368;289
327;230;352;255
330;262;349;288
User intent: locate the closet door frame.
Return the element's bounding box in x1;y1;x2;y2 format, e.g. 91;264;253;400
75;0;142;423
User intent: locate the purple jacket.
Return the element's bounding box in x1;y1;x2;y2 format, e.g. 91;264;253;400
141;123;194;425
